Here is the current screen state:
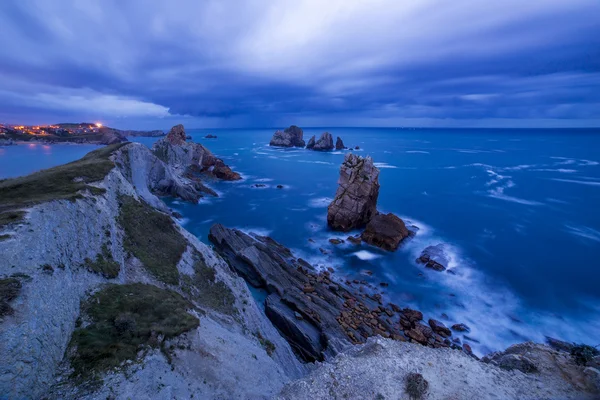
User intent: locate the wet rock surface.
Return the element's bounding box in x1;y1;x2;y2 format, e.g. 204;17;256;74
269;125;306;148
327;153;380;231
361;213;410;251
417;244;450;271
208;225;462;363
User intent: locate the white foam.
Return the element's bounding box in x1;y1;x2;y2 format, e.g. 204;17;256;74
308;197;333;208
532;169;577;173
551;178;600;186
237;227;273;237
373;162;398;169
176;217;190;226
352;250;381;261
565;225;600;242
254;178;273;182
406;150;430;154
298;160;334;165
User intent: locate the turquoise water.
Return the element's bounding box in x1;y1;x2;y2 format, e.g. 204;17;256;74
2;128;599;354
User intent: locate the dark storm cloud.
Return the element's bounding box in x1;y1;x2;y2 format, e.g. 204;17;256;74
0;0;599;128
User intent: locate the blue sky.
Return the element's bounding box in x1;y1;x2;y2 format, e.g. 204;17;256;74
0;0;599;129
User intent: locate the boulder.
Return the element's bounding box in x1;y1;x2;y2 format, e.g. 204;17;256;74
545;336;575;353
311;132;334;151
496;354;538;373
212;160;241;181
335;136;346;150
451;323;470;332
327;154;380;231
205;134;217;139
428;319;451;338
165;124;187;145
361;213;410;251
306;135;316;149
416;244;449;271
269;125;306;147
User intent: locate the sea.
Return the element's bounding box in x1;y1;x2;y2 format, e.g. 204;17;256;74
1;128;599;356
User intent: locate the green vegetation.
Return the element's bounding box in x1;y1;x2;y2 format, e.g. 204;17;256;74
118;195;186;285
0;143;127;227
570;343;600;366
254;331;276;357
85;244;120;279
183;251;237;316
405;372;428;400
69;283;199;378
0;278;22;318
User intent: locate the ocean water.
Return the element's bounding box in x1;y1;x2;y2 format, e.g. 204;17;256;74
2;128;599;355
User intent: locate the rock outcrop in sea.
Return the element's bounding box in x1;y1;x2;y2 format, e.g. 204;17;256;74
269;125;306;148
308;132;334;151
361;213;410;251
335;136;346;150
417;244;450;271
152;124;241;182
327;153;380;231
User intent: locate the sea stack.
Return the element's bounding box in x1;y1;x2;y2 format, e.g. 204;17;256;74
335;136;346;150
361;213;410;251
327;153;380;231
269;125;306;147
310;132;334;151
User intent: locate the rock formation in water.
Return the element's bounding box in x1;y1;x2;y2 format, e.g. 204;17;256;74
327;153;380;231
306;135;316;149
417;243;450;271
205;134;217;139
335;136;346;150
269;125;306;147
361;213;410;251
310;132;334;151
152;124;241;181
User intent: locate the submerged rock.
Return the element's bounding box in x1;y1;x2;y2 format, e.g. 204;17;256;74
327;153;380;231
205;134;217;138
428;319;451;338
335;136;346;150
361;213;410;251
416;244;449;271
270;125;306;148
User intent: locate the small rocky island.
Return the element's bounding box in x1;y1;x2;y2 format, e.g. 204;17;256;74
0;125;597;399
270;125;347;152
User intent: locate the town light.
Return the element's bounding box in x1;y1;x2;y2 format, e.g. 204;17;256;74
95;122;102;128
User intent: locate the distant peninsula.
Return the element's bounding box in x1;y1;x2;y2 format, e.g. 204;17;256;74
0;122;165;145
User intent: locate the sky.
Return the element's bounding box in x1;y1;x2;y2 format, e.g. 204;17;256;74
0;0;599;130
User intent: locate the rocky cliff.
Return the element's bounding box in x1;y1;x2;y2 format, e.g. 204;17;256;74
0;141;302;399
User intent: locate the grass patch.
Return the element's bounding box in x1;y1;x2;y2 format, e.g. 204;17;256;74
183;251;237;316
85;243;120;279
118;195;186;285
570;343;600;366
0;278;22;318
0;143;128;226
255;331;276;357
68;283;198;379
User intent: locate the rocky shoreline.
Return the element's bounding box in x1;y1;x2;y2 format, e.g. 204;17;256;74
0;125;598;399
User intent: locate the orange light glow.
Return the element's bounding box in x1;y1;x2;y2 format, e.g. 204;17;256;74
95;122;102;128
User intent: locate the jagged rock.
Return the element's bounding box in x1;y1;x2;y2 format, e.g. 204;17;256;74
361;213;410;251
329;238;344;245
346;235;362;245
545;336;574;353
327;154;380;231
309;132;334;151
417;244;449;271
208;224;409;362
451;323;470;332
269;125;305;148
152;124;241;182
496;354;538;373
428;319;451;338
335;136;346;150
306;136;316;149
165;124;187;145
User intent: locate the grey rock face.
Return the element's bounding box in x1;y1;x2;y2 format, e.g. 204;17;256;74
306;135;316;149
327;153;380;231
417;244;450;271
335;136;345;150
269;125;306;147
361;213;410;251
165;124;187;145
496;354;538;373
310;132;334;151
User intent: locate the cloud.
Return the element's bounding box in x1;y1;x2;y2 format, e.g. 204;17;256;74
0;0;599;128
